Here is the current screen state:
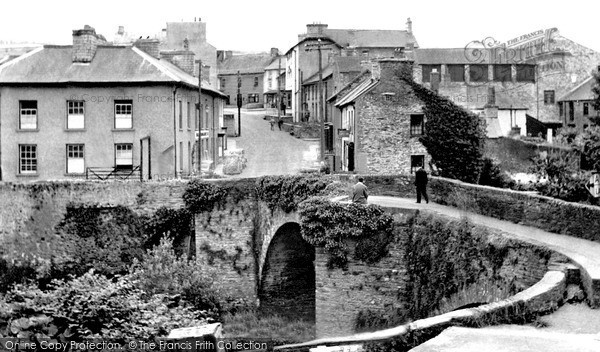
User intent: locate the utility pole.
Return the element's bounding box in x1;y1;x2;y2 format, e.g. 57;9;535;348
277;55;282;120
305;38;333;161
237;70;242;136
197;60;202;176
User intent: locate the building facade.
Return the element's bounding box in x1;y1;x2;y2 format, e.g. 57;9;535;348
0;26;226;182
217;50;277;107
558;75;600;131
286;20;419;123
414;28;600;138
328;59;431;174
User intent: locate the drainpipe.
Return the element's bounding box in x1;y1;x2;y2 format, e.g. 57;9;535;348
212;97;216;170
173;86;178;178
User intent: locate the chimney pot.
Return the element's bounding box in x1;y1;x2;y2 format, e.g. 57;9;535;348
406;18;413;34
430;69;440;93
118;26;124;35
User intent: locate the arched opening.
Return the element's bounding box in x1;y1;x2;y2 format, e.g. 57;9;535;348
259;222;315;322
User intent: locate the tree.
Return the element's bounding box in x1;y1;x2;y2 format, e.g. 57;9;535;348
591;72;600;126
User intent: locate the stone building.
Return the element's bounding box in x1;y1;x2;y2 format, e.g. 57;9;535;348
286;19;419;123
327;59;431;174
0;26;227;182
558;75;600;131
217;49;278;107
413;28;600;139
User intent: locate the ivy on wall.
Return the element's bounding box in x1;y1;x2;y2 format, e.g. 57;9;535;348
255;175;334;213
183;180;227;213
402;76;487;184
298;197;394;268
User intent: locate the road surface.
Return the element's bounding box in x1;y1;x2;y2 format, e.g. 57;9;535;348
225;108;320;178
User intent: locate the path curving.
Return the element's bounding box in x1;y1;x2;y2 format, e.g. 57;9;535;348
276;196;600;352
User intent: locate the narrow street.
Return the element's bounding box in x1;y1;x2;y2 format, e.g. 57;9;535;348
225;108;320;178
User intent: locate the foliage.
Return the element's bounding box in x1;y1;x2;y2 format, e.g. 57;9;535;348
183;180;227;213
478;157;515;188
591;71;600;124
130;237;221;315
531;150;591;202
298;197;394;268
402;77;486;183
574;125;600;172
143;207;193;251
55;204;147;277
0;270;206;342
354;307;409;333
403;214;517;320
255;175;333;213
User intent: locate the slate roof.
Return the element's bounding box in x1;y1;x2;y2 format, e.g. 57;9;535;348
303;56;363;85
559;76;595;101
265;56;286;70
414;48;494;65
334;77;379;107
0;45;225;97
303;65;333;85
217;53;275;75
322;29;417;49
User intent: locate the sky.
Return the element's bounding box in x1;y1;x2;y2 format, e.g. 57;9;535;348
1;0;599;53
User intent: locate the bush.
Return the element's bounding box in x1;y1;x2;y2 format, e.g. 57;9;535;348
531;150;591;202
255;175;333;212
0;270;207;341
130;237;221;315
478;157;515;188
143;207;193;252
183;180;227;213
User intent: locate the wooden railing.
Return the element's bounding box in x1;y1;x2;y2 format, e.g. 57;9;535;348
86;165;141;181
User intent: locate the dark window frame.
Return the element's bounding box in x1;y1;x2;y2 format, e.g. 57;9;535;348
544;90;555;105
410;114;425;136
516;64;535;82
448;64;465;82
493;64;512;82
114;143;134;170
410;155;425;174
469;64;489;82
19;100;38;130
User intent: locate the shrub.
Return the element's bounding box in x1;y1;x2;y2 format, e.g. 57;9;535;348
531;150;591;202
255;175;332;212
478;157;515;188
183;180;227;213
143;207;193;251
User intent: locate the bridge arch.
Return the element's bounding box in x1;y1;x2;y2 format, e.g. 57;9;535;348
258;222;315;322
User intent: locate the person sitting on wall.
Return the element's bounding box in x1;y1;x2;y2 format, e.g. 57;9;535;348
352;177;368;204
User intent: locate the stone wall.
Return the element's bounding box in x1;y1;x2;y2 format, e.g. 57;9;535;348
314;211;560;338
356;61;430;174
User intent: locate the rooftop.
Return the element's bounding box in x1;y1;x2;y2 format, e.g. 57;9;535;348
217;53;275;75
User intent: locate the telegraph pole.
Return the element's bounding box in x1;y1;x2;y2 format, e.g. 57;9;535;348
305;38;333;161
237;70;242;136
277;55;282;120
197;60;202;176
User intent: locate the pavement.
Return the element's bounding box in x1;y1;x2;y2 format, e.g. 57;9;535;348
223;108;319;177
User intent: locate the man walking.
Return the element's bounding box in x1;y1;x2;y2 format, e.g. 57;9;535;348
352;177;368;204
415;166;429;204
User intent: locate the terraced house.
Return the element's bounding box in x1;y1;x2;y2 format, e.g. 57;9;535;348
0;26;226;182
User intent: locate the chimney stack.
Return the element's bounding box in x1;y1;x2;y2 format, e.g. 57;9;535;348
270;47;279;57
406;18;413;34
134;38;160;59
72;25;103;63
118;26;125;35
484;86;498;118
160;50;196;76
306;23;328;36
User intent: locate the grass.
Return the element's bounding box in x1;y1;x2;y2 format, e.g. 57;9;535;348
220;308;315;344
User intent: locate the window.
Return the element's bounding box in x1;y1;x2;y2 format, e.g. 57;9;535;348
114;100;132;129
220;78;226;89
544;90;555;105
248;93;259;103
559;102;564;117
268;77;272;89
516;65;535;82
493;64;511;82
422;65;441;82
410;114;424;136
254;76;259;87
569;101;574;121
19;101;37;130
448;65;465;82
382;93;395;102
469;65;488;82
361;50;369;57
187;102;191;129
178;101;183;129
584;103;589;116
410;155;425;174
19;144;37;174
66;144;85;174
115;143;133;170
67;100;85;129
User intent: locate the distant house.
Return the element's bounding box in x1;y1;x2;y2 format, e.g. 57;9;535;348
327;59;431;174
558;75;600;131
263;55;290;110
413;28;600;139
217;49;278;108
0;25;226;182
286;19;418;122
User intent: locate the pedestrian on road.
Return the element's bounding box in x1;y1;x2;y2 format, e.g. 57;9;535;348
352;177;368;204
278;118;283;130
270;119;275;131
281;101;286;115
414;166;429;204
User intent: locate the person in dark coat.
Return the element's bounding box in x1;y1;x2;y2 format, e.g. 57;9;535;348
352;177;368;204
278;117;283;130
415;166;429;204
280;101;286;115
